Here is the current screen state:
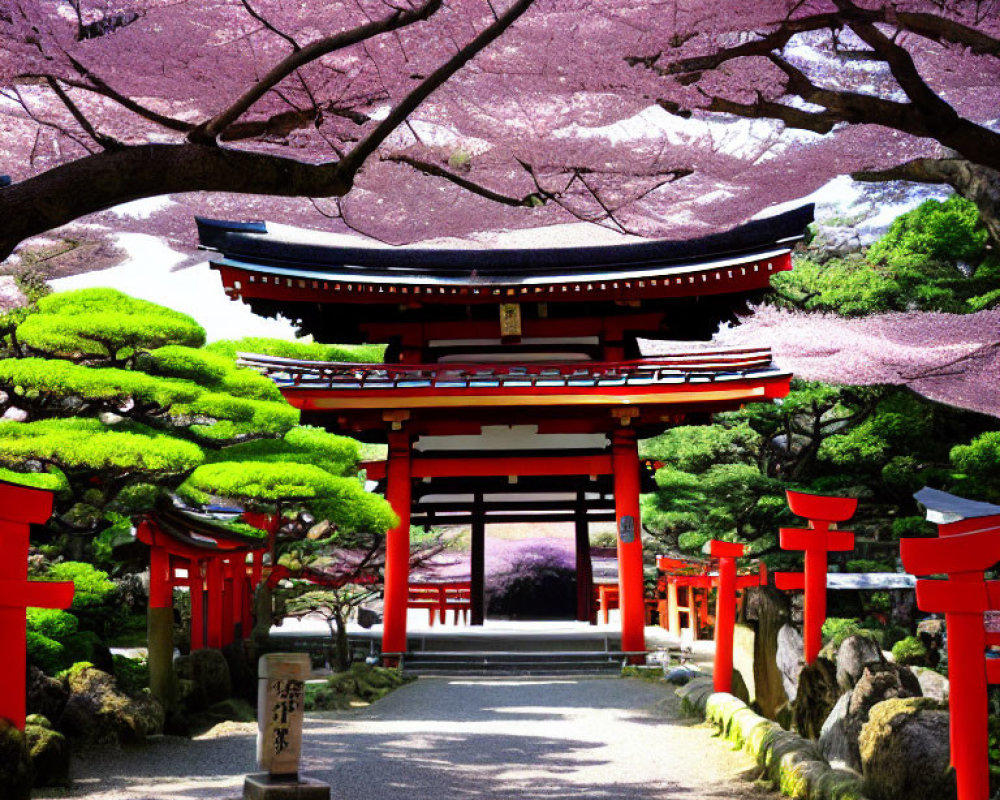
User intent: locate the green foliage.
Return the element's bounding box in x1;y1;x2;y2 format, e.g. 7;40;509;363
304;663;412;710
26;608;79;640
18;289;205;359
112;654;149;696
891;635;929;666
868;195;988;265
774;196;999;315
137;345;283;402
26;630;67;675
204;426;361;475
822;618;879;649
0;467;67;491
182;463;395;533
43;561;116;609
42;561;124;635
951;431;1000;502
205;337;384;363
641;423;760;472
844;559;894;573
891;516;936;539
0;418;205;474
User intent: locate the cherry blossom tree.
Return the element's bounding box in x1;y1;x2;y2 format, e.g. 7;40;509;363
627;0;1000;242
1;0;999;258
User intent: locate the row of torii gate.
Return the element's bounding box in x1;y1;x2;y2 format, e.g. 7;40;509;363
3;477;1000;799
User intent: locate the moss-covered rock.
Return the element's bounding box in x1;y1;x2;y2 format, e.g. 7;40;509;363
844;665;922;771
859;697;954;800
25;717;70;787
682;685;872;800
794;658;840;740
0;717;33;800
174;648;232;711
58;664;164;745
26;665;68;722
305;664;412;711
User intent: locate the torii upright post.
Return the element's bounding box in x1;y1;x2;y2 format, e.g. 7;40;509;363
901;512;1000;800
0;480;74;730
778;491;856;665
710;540;744;694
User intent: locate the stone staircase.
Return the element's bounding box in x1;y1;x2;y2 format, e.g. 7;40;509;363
398;631;641;675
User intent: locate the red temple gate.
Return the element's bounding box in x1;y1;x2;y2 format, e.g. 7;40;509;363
137;506;267;705
198;205;813;662
0;479;74;730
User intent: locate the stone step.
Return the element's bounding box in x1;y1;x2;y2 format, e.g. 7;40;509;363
401;649;630;675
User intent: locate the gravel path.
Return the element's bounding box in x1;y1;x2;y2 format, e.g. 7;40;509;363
37;676;770;800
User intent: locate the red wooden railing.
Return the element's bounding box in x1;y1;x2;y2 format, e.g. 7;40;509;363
237;348;777;390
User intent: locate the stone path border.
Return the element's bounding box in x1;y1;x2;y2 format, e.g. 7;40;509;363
677;677;871;800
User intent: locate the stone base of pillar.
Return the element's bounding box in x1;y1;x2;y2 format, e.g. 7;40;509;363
243;774;330;800
147;605;177;711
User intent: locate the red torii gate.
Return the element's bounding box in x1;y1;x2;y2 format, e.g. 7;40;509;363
136;509;267;706
0;479;75;729
708;541;765;694
775;491;856;664
901;506;1000;800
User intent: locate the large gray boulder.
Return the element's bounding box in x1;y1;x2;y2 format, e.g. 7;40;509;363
818;692;852;765
911;667;950;704
777;624;804;703
859;697;955;800
793;657;840;740
836;634;885;693
844;664;922;771
58;665;165;745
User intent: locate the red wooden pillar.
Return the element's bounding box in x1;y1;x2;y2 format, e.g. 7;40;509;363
0;481;73;729
710;540;744;694
231;553;247;638
188;557;205;651
901;514;1000;800
612;428;645;662
220;558;235;646
205;557;224;649
778;491;856;664
382;429;412;664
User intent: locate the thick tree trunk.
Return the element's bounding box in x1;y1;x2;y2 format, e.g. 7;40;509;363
0;143;354;263
854;157;1000;249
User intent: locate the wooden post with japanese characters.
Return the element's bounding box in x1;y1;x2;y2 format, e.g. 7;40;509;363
244;653;329;800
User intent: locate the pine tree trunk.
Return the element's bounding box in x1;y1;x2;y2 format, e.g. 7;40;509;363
333;609;350;672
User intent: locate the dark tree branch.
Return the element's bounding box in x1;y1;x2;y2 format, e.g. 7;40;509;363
240;0;301;51
189;0;444;144
385;153;546;207
337;0;536;178
45;77;122;150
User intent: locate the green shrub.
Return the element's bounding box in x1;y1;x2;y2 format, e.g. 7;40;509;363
112;654;150;696
845;559;894;573
304;664;412;710
892;635;929;666
822;618;878;649
42;561;120;634
26;608;79;641
26;630;67;675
